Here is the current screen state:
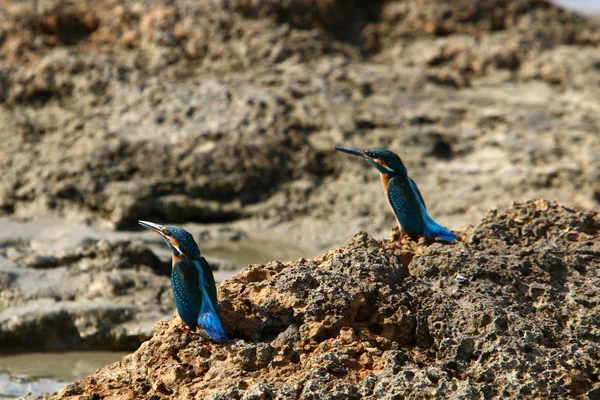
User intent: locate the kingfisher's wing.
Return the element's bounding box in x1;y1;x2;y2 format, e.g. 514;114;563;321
196;257;219;312
387;176;426;237
192;258;228;341
408;177;427;209
172;258;203;329
406;176;456;242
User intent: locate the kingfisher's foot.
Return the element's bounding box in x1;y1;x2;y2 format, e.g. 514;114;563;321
390;226;404;243
397;232;407;244
422;236;435;246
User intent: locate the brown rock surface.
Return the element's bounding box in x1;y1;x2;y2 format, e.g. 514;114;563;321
1;0;600;396
0;0;599;252
54;200;600;399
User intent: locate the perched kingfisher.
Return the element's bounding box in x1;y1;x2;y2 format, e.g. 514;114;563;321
335;146;456;243
138;220;228;340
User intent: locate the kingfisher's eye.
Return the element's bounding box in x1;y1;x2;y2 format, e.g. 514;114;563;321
365;151;374;157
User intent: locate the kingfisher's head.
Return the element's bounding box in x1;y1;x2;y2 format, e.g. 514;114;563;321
138;220;201;260
335;146;407;176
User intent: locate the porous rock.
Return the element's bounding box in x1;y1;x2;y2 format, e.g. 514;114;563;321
54;200;600;399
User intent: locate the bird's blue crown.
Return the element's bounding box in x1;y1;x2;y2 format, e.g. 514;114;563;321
163;226;201;260
364;147;407;175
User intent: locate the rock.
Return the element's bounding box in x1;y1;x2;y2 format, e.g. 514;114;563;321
0;0;599;255
0;299;139;351
0;240;173;352
53;200;600;399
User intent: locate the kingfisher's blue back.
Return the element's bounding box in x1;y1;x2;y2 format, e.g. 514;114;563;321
387;176;426;238
387;175;456;242
171;257;228;341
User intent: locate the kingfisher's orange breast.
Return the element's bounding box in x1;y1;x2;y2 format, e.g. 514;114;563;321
380;173;391;196
380;173;402;226
172;254;182;267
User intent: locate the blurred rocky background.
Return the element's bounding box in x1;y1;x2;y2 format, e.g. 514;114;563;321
0;0;599;398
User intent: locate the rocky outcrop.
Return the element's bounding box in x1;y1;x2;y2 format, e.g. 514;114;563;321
54;200;600;399
0;240;172;351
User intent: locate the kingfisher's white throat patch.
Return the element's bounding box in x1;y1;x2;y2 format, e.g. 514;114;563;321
169;238;184;257
375;159;395;174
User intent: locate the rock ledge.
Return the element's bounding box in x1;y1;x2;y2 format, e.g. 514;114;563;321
55;200;600;399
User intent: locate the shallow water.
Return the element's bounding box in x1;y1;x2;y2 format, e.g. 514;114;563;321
202;237;309;267
0;352;127;398
145;236;309;283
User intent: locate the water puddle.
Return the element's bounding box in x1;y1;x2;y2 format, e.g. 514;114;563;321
202;237;309;266
0;352;127;398
147;236;310;282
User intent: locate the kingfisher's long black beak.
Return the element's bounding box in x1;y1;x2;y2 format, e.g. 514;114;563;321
334;146;367;158
138;220;167;238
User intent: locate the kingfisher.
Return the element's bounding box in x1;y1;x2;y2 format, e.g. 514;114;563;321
335;146;456;243
138;220;228;340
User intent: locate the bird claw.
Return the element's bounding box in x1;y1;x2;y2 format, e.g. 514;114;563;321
389;226;407;244
180;324;193;333
398;232;407;244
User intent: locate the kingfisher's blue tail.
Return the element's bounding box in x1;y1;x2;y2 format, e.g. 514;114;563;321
198;310;228;341
423;214;456;242
407;177;456;242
